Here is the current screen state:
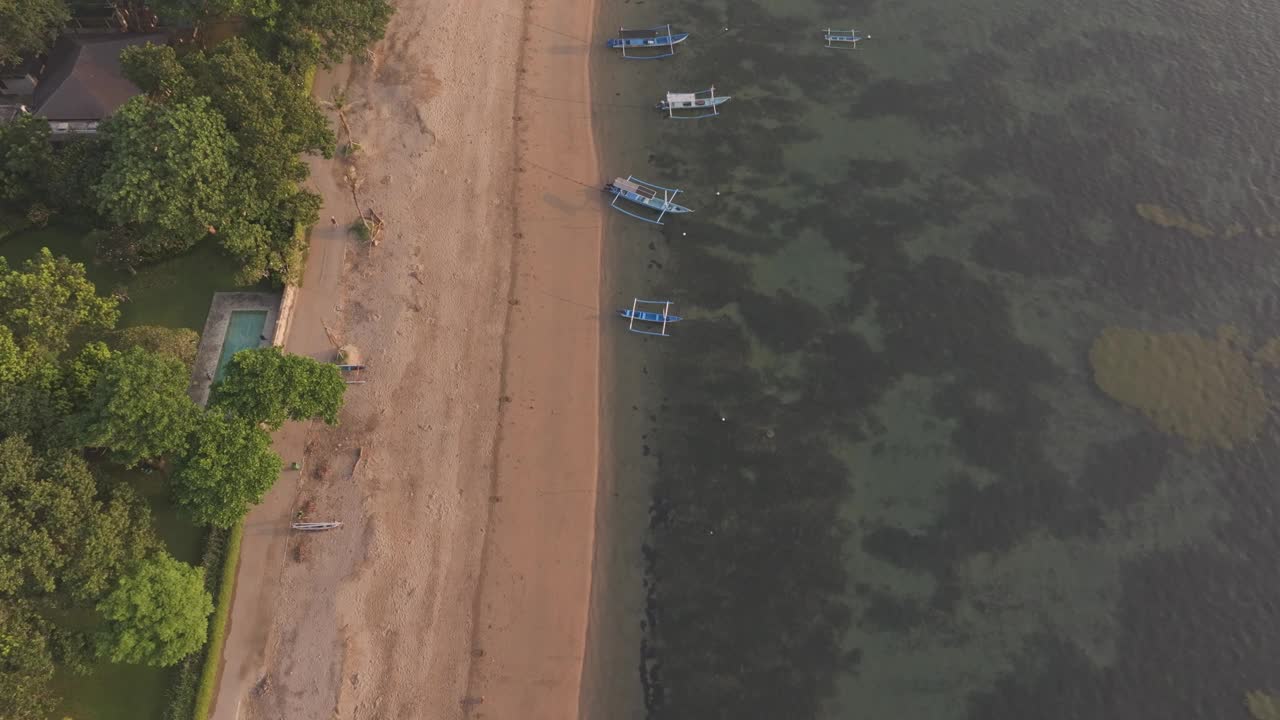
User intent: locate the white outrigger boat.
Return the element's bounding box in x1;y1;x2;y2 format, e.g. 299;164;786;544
657;86;731;119
606;24;689;59
604;176;692;225
823;28;870;48
619;299;681;337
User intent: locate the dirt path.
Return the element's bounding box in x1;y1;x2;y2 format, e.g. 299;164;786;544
213;0;603;717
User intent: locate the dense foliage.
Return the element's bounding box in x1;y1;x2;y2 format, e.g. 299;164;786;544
95;95;236;260
263;0;394;69
172;411;282;528
0;601;57;720
0;435;161;707
0;0;389;282
0;114;56;207
0;0;69;66
95;552;213;666
80;346;200;466
121;40;333;282
0;251;117;444
0;436;156;601
214;345;346;429
0;248;118;375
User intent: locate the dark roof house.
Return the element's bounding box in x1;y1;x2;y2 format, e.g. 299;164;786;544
29;33;168;132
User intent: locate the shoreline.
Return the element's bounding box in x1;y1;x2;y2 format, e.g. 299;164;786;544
460;0;605;712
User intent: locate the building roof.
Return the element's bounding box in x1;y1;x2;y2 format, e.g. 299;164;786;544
32;33;168;121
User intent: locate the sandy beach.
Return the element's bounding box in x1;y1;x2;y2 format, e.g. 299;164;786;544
210;0;604;717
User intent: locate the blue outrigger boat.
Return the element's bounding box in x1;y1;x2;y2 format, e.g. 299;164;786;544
619;299;682;337
606;25;689;59
605;176;692;225
657;86;731;119
823;28;870;48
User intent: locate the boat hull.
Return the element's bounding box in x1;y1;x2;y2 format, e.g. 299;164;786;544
824;30;868;45
618;309;683;323
606;33;689;49
605;186;692;214
658;96;731;112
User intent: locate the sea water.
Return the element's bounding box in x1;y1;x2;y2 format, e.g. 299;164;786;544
590;0;1280;717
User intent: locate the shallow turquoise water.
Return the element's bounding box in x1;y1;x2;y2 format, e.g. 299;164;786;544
215;310;268;382
592;0;1280;718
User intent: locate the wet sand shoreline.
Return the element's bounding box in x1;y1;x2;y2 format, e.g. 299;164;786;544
460;0;605;711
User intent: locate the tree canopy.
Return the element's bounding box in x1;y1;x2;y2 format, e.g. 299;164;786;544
214;346;345;429
120;40;332;282
94;95;236;260
172;411;281;528
146;0;277;24
80;347;199;466
0;0;69;66
0;436;156;602
95;552;213;667
257;0;393;69
0;249;117;377
0;114;55;206
0;601;57;720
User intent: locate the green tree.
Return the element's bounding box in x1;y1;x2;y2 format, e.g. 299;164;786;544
259;0;393;69
0;436;156;602
0;361;66;443
62;340;113;406
121;40;332;281
94;95;236;259
146;0;277;23
0;340;111;448
0;249;118;375
112;325;200;368
0;602;56;720
45;135;109;216
0;113;55;205
172;412;280;527
95;552;212;667
214;346;345;429
80;347;199;466
0;0;69;66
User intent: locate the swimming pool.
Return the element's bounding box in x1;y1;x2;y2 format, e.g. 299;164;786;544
213;310;267;382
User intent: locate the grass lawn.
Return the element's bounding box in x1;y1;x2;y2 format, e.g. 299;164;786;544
51;465;207;720
1;220;266;330
2;220;260;720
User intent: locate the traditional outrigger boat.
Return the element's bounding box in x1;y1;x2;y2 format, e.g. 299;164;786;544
823;28;870;48
604;176;692;225
606;24;689;59
619;299;682;337
657;86;731;119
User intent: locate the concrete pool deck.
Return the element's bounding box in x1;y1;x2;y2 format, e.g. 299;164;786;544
189;291;282;407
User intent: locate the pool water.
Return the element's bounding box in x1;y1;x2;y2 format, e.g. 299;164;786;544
214;310;268;382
